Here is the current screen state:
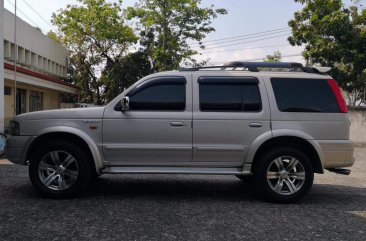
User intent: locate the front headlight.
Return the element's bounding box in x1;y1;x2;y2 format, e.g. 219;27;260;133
9;120;20;136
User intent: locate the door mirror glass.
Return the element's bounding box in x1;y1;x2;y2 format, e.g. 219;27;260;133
121;96;130;111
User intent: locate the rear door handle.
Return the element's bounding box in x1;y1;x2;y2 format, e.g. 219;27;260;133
170;121;185;127
249;122;263;128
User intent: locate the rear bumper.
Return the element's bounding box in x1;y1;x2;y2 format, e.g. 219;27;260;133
317;140;355;168
6;135;36;165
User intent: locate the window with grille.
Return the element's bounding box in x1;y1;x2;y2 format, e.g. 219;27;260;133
29;91;43;112
4;86;11;95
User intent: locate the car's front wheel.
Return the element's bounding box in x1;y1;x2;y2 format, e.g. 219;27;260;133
29;141;92;198
254;147;314;203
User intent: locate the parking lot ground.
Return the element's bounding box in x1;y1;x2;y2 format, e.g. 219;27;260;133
0;148;365;241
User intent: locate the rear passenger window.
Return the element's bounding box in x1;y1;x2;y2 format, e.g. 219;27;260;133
271;78;340;113
198;77;262;112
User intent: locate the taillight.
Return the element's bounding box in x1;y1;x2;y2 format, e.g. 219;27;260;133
327;79;348;113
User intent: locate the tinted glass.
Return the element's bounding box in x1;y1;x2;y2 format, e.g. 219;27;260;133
199;78;262;112
271;78;340;113
129;77;186;111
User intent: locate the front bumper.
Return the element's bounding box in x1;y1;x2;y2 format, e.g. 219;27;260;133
6;135;36;165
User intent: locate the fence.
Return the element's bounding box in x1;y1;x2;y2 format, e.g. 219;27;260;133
349;108;366;146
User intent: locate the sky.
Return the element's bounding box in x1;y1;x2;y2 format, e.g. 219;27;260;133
3;0;366;65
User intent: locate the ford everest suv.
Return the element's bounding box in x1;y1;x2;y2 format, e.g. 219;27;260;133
5;62;354;203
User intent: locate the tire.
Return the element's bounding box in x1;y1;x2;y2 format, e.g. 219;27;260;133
254;147;314;203
29;140;92;198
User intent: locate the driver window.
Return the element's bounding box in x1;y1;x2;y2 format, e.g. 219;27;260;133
128;77;186;111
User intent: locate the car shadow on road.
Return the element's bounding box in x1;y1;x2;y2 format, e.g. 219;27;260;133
83;175;258;202
80;175;366;206
3;172;366;240
2;166;365;208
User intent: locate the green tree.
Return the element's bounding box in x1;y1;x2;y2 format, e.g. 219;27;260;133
101;51;152;102
263;51;282;62
127;0;227;71
47;31;63;44
288;0;366;106
51;0;137;104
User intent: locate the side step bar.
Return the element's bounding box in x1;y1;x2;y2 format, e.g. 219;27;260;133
103;166;250;175
326;168;351;175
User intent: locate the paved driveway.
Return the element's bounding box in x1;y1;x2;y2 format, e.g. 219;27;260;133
0;148;365;241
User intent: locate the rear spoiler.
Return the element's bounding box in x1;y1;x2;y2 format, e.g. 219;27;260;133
312;66;331;73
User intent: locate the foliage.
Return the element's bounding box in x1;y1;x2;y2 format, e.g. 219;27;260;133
126;0;227;71
51;0;137;104
101;51;152;102
47;31;63;44
288;0;366;106
263;51;282;63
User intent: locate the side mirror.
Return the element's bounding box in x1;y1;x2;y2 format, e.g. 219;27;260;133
121;96;130;111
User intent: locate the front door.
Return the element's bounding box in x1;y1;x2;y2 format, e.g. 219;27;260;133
103;75;192;165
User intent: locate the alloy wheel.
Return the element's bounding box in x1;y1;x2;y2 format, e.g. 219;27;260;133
38;150;79;191
266;156;306;195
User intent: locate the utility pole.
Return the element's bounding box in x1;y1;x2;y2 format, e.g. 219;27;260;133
13;0;17;117
0;0;4;132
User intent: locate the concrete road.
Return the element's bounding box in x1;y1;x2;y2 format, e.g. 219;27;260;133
0;148;365;241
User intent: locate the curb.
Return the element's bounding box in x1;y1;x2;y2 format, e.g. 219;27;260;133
0;159;12;165
354;143;366;147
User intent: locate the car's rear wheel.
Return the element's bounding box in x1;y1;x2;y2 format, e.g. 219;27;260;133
29;141;92;198
254;147;314;203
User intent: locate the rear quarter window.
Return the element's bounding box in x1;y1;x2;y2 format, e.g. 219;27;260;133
271;78;340;113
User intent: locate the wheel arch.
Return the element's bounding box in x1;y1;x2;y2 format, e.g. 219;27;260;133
250;136;324;174
25;127;103;174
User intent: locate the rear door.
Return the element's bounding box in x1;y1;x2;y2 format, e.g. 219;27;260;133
192;73;271;166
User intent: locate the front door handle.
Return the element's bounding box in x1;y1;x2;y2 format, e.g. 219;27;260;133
170;121;185;127
249;122;263;128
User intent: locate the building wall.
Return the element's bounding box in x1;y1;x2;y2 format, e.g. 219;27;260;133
349;110;366;145
0;1;4;131
2;8;78;128
4;9;68;67
3;9;68;78
4;79;60;126
43;91;60;110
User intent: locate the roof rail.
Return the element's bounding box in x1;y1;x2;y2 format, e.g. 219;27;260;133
225;61;304;72
178;65;235;71
179;61;330;74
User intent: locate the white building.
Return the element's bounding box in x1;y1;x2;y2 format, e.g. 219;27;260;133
2;8;78;127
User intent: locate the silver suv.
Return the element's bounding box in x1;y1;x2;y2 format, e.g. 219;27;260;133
6;62;354;203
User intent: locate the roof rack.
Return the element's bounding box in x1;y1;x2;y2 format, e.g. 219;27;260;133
179;61;329;74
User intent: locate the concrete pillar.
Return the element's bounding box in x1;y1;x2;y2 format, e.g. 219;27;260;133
0;0;5;132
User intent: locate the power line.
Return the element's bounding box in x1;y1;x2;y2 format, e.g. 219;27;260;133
198;44;292;55
207;53;303;64
33;0;54;16
244;53;303;61
191;27;290;45
200;33;291;50
5;0;39;27
192;29;291;48
20;0;53;29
